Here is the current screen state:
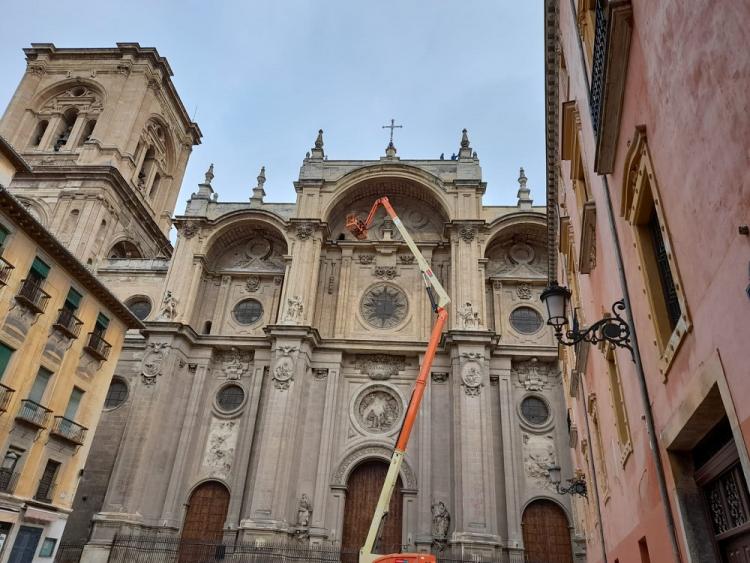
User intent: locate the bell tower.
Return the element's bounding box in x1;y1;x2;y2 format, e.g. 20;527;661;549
0;43;201;262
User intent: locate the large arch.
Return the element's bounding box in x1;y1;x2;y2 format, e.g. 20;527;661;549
31;78;106;113
331;443;417;490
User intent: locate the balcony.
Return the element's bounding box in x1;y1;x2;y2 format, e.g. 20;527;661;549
0;383;15;413
0;256;14;286
84;331;111;361
34;481;56;504
52;308;84;339
15;399;52;429
50;416;88;446
0;468;19;493
14;278;51;314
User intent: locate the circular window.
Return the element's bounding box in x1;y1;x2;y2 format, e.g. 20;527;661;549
217;385;245;412
521;396;550;425
126;297;152;320
104;379;128;409
360;284;408;329
510;307;543;334
233;299;263;325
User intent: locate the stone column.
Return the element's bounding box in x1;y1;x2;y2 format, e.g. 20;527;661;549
445;331;501;555
240;325;320;536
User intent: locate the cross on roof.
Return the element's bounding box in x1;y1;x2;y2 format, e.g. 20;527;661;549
382;118;403;144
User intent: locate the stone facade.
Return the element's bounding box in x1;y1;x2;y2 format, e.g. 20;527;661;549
0;44;578;561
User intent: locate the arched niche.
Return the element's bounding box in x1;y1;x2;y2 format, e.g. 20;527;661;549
108;240;143;259
325;173;450;243
32;78;106;114
484;217;547;279
203;219;289;275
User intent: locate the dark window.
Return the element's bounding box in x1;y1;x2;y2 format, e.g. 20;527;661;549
104;379;128;409
94;312;110;336
64;287;83;312
35;459;60;502
0;342;13;380
126;298;151;320
510;307;543;334
217;385;245;412
521;396;550;425
203;321;212;335
647;211;681;329
39;537;57;557
232;299;263;325
0;223;9;249
31;119;49;147
361;284;408;329
29;256;51;284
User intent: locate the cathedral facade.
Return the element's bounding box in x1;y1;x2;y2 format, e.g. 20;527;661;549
1;45;580;562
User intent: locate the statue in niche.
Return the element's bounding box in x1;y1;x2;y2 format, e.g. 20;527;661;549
283;295;304;324
431;500;451;540
296;494;312;527
457;302;480;329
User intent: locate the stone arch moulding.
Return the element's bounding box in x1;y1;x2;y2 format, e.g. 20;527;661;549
31;77;106;114
320;164;452;224
201;214;291;265
15;197;50;227
330;443;417;490
521;495;573;525
483;213;547;256
183;477;231;505
140;113;177;174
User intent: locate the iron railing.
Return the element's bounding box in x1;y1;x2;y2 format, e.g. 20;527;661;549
589;0;609;135
50;416;88;446
16;399;52;428
0;382;15;413
15;278;51;314
0;468;19;493
34;479;56;503
53;544;84;563
53;308;84;339
84;331;111;361
0;256;14;286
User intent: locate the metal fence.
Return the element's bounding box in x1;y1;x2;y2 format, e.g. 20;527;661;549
53;535;529;563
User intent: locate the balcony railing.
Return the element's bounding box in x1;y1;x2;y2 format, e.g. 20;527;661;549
53;308;84;339
84;331;111;361
50;416;88;446
0;256;14;286
590;0;609;135
0;468;19;493
34;481;56;504
0;383;15;413
15;278;51;314
15;399;52;429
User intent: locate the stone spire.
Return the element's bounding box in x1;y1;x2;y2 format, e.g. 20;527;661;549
310;129;325;159
250;165;266;206
458;128;473;159
191;163;216;200
517;167;533;209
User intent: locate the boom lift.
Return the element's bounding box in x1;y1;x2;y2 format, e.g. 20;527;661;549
345;197;450;563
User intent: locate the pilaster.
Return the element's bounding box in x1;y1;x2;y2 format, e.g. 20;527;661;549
279;221;323;326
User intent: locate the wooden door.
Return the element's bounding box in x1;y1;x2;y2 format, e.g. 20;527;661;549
341;460;403;562
8;526;42;563
522;500;573;563
178;481;230;563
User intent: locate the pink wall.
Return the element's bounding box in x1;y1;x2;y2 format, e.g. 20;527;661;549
555;1;750;562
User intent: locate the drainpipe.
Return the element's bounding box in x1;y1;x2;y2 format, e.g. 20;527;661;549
565;1;683;561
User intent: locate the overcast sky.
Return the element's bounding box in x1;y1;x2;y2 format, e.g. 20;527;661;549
0;1;544;211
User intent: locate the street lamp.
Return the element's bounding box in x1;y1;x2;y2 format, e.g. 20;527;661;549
548;465;588;498
540;282;634;360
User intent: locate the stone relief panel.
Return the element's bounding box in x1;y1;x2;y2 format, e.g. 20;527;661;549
353;384;404;434
201;418;239;480
213;229;286;273
272;345;298;390
523;433;557;490
460;352;485;396
141;342;172;386
512;358;561;391
354;354;406;380
216;347;253;380
485;229;547;279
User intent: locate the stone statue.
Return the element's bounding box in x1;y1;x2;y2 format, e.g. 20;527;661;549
431;500;450;540
297;494;312;527
284;295;304;324
159;291;178;319
458;302;480;329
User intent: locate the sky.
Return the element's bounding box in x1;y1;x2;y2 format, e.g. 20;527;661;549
0;1;545;211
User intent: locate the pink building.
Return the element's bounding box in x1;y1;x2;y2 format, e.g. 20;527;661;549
544;1;750;562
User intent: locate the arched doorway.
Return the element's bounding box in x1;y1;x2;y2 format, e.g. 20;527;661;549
341;460;403;562
178;481;230;563
522;499;573;563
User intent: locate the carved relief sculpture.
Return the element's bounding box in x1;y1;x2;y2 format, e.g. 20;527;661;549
141;342;172;386
512;357;559;391
355;386;403;433
374;265;398;280
283;296;304;324
159;291;178;320
272;345;298;390
516;283;532;300
457;302;480;329
245;276;261;292
458;226;476;242
355;354;406;380
296;494;312;527
460;353;484;396
431;372;449;383
221;347;251;380
431;500;451;541
296;223;314;240
523;433;557;490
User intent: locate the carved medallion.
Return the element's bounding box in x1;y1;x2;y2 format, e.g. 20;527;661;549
296;223;314;240
359;254;374;265
431;372;449;384
460;352;484;396
517;283;532;300
141;342;172;386
458;226;476;242
509;242;535;264
355;385;403;434
272;345;298;390
374;266;398;280
245;276;261;292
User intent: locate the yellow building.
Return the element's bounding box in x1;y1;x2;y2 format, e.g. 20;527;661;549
0;136;142;562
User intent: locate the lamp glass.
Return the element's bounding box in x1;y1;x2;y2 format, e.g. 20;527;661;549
540;285;570;329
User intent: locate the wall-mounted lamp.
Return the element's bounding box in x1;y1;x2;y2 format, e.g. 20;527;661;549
548;465;588;498
540;282;634;360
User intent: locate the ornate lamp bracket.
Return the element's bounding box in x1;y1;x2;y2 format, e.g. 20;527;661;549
554;300;634;361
